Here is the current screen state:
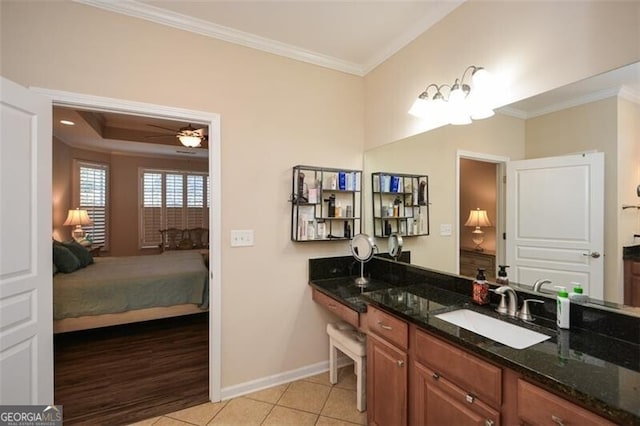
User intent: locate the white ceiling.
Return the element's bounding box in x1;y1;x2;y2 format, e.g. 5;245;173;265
76;0;465;76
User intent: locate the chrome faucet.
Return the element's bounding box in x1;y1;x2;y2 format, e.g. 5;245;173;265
494;286;518;317
532;279;552;293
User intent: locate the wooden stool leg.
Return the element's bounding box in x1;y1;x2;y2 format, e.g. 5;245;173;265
355;357;366;412
329;338;338;384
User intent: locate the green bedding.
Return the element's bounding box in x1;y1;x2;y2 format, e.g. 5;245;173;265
53;251;208;320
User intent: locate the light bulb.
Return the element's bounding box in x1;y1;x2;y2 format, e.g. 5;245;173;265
408;97;429;118
472;67;491;90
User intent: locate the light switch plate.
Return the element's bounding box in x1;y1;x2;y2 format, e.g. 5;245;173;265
440;224;452;236
231;230;254;247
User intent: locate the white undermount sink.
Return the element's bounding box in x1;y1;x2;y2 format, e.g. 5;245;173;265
435;309;551;350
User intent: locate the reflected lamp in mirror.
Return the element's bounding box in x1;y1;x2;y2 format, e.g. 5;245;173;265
408;65;495;125
63;208;93;245
464;208;491;251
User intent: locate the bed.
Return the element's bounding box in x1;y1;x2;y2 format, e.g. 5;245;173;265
53;250;209;333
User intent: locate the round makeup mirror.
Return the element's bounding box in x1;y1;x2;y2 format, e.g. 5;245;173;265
388;233;403;260
350;233;376;287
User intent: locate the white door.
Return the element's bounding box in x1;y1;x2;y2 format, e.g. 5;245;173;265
0;77;53;404
506;153;604;300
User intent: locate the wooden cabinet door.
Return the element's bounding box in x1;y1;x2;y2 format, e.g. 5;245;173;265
367;334;407;426
412;362;500;426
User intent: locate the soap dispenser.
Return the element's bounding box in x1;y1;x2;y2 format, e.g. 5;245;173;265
569;283;589;303
496;265;510;285
556;286;570;329
472;268;489;305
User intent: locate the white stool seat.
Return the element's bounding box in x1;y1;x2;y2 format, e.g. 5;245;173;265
326;322;366;412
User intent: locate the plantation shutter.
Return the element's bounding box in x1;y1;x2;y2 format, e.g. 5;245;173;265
141;172;162;247
139;169;208;248
186;174;204;228
165;174;184;228
78;162;108;246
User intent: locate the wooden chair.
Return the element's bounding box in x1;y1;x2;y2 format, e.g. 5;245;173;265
188;228;209;249
159;228;185;252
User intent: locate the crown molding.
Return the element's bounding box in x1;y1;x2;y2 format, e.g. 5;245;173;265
499;86;638;120
619;85;640;105
73;0;365;76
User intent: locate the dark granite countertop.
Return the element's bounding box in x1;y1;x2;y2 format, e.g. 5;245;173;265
309;256;640;425
624;244;640;260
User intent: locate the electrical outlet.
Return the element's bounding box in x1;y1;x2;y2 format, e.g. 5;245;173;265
440;224;452;236
231;230;254;247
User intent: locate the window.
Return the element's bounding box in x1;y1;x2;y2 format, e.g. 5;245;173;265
140;169;209;248
74;160;109;247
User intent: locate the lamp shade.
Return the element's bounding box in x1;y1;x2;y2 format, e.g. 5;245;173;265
63;208;93;227
464;208;491;228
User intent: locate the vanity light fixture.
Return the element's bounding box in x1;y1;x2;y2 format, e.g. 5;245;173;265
59;120;75;126
408;65;495;125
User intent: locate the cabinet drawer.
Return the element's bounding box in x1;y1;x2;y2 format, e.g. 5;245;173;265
312;289;359;328
413;361;500;426
517;380;615;426
414;329;502;408
367;305;408;350
632;260;640;275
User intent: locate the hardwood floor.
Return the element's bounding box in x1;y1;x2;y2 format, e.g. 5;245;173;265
54;312;209;425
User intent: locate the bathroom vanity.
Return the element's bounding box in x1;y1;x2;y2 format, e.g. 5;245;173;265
309;256;640;425
624;245;640;307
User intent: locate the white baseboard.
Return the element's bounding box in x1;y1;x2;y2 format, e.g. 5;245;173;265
220;356;353;401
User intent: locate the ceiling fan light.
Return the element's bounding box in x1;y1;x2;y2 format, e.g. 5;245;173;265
178;135;202;147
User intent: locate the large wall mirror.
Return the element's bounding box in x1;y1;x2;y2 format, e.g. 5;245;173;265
364;61;640;314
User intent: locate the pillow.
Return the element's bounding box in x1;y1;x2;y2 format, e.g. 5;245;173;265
53;243;81;273
62;240;94;267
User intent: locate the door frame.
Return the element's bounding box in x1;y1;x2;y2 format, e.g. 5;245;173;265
456;150;510;274
32;87;222;402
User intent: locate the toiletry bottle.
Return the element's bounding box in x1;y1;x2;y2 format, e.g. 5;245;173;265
344;222;351;239
335;201;342;217
472;268;490;305
307;220;316;240
325;194;336;217
556;286;570;329
496;265;510;285
569;283;589;303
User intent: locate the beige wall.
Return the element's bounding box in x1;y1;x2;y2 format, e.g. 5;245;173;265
52;138;73;242
4;0;640;392
460;159;497;252
52;140;209;256
109;154;208;256
525;97;619;301
3;1;364;389
364;0;640;150
364;114;524;274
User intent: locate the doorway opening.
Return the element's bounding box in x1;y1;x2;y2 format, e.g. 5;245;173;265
456;151;508;280
38;88;221;421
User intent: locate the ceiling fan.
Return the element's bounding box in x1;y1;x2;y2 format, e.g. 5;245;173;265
146;123;207;148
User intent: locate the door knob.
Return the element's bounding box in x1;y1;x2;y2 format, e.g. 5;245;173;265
583;251;601;258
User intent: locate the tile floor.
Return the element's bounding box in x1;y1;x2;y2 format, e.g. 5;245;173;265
128;366;366;426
